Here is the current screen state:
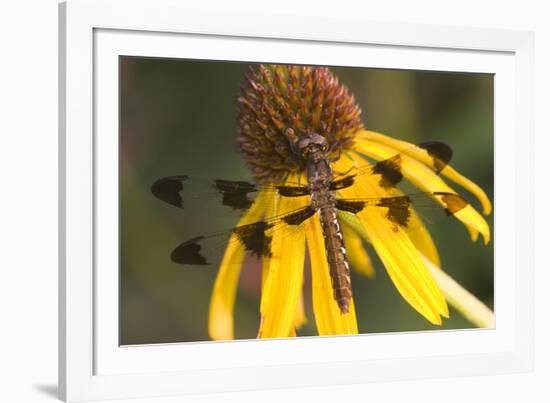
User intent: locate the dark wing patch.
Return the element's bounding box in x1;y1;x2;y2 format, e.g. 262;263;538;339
372;155;403;189
171;236;208;265
336;200;366;214
232;221;274;258
419;141;453;173
151;175;189;208
282;206;316;225
170;221;275;265
435;192;468;215
376;196;412;230
213;179;258;210
276;185;311;197
330;175;355;191
337;196;412;230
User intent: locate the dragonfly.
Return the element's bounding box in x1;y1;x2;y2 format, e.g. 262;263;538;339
151;131;468;314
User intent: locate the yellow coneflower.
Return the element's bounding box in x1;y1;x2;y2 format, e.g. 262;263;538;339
208;65;492;340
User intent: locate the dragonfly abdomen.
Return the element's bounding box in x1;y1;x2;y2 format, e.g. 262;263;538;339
319;206;352;314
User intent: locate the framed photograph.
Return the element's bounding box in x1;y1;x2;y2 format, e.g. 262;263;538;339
59;0;534;401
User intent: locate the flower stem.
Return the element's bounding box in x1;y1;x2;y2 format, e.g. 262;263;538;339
421;256;495;328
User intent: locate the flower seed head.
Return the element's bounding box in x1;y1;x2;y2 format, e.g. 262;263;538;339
236;64;364;183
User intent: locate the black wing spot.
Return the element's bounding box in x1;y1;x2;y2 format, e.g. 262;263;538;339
232;221;273;258
373;156;403;189
330;176;355;191
336;200;366;214
282;206;316;225
377;196;412;230
151;175;189;208
171;236;208;265
419;141;453;173
276;185;310;197
214;180;257;210
434;192;468;215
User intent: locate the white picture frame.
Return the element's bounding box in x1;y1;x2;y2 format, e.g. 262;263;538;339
59;0;534;401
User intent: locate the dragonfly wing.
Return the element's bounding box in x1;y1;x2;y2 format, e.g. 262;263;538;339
331;141;453;192
335;192;469;233
151;175;310;223
169;205;317;266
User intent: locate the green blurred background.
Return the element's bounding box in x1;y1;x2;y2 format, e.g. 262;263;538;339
119;57;493;345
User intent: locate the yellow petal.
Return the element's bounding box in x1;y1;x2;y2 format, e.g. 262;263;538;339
208;190;271;340
357;129;492;215
334;155;449;324
262;236;307;330
353;138;491;244
259;175;307;335
305;214;359;336
261;256;269;291
341;220;375;278
258;186;307;339
437;166;492;215
405;209;441;267
294;290;308;329
338;155;440;268
339;205;440;273
262;264;309;333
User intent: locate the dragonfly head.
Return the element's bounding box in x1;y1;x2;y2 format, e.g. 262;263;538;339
286;129;329;161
